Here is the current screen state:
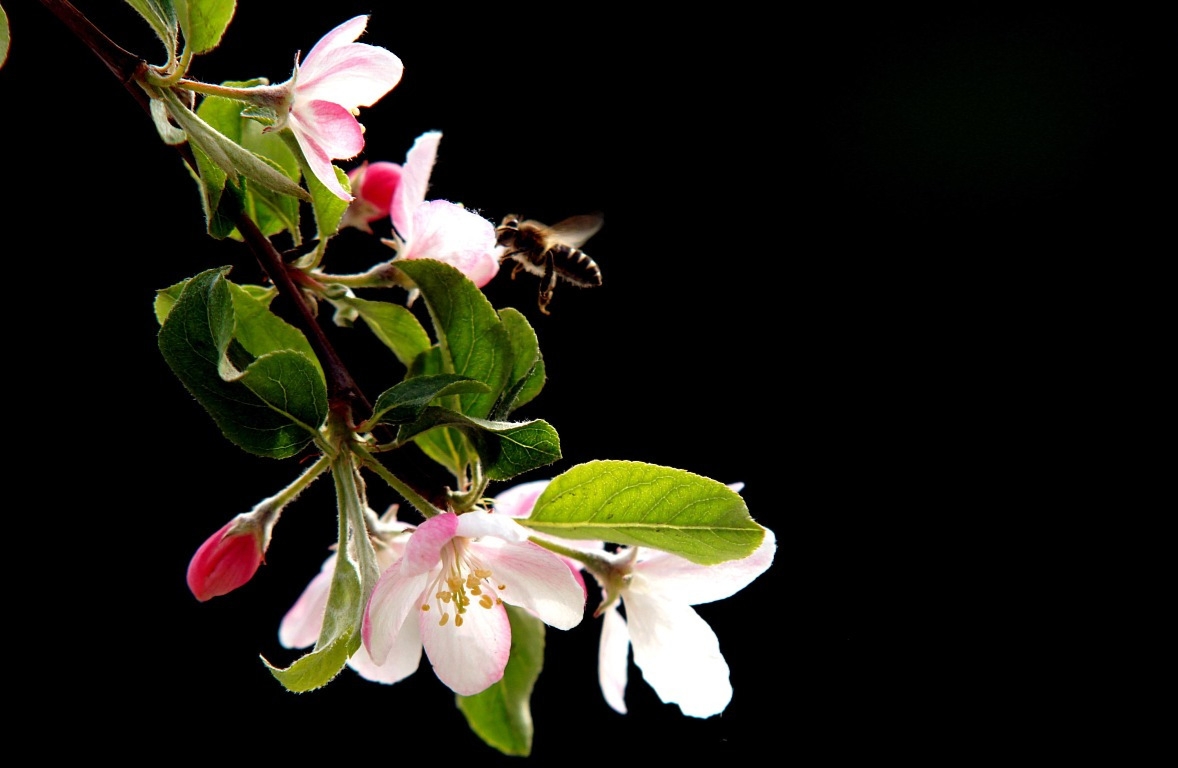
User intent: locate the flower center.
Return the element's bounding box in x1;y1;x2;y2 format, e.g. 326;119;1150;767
420;539;506;627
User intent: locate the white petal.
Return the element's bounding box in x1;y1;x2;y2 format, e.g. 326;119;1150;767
391;131;440;242
347;614;422;685
362;559;430;665
623;587;732;718
419;598;511;695
598;604;630;714
637;526;776;605
278;554;335;649
455;508;528;543
474;539;585;630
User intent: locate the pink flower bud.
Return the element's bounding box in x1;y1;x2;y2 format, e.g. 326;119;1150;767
186;516;266;602
340;161;403;233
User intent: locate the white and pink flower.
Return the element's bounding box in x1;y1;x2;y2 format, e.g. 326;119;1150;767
494;479;775;718
382;132;500;288
264;16;403;201
362;509;585;695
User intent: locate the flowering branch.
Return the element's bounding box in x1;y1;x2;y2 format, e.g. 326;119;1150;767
26;1;778;756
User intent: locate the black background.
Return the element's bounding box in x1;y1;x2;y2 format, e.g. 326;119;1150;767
3;2;1163;760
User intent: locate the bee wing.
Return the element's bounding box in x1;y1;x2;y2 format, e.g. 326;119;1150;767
546;213;604;249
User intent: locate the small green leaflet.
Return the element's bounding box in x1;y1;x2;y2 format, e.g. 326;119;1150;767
522;460;766;565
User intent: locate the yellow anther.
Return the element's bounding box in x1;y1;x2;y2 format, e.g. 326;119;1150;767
497;584;506;591
455;614;464;627
421;604;430;612
466;574;480;589
479;595;493;609
474;568;492;579
439;613;449;626
470;585;482;596
438;591;452;603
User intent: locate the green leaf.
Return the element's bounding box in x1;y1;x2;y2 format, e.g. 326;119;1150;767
345;296;432;368
266;450;378;692
153;279;186;325
123;0;178;59
157;267;327;458
363;374;490;429
395;407;560;481
185;127;229;235
456;605;545;757
174;0;235;54
523;460;766;565
1;4;12;69
493;307;545;418
408;347;474;478
264;540;362;692
393;259;512;419
227;282;322;382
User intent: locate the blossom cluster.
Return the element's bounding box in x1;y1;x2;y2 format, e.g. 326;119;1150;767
190;479;776;716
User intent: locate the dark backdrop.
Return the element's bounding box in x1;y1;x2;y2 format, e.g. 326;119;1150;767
5;2;1160;761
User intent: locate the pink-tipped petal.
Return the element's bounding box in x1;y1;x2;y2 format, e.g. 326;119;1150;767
473;538;585;630
493;480;551;518
598;604;631;714
401;513;460;575
297;44;403;108
348;615;422;685
301;16;370;65
362;559;430;665
397;200;500;286
419;597;512;695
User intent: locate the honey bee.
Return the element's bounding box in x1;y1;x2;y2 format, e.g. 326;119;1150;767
495;212;603;314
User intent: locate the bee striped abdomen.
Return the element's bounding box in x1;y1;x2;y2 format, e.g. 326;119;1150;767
550;244;602;287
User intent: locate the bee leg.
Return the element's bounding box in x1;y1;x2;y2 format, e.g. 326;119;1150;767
538;258;557;315
510;261;526;280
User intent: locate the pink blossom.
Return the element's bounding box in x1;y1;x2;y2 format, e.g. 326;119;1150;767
383;132;500;287
186;514;269;602
362;510;585;696
265;16;403;201
340;161;403;233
